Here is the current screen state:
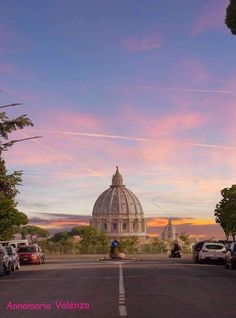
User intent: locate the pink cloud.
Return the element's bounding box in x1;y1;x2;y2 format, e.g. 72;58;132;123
192;0;227;35
42;110;103;132
123;31;163;52
122;106;206;138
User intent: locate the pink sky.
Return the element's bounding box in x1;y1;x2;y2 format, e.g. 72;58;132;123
1;1;234;239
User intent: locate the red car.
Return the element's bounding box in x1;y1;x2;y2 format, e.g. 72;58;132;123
18;245;45;265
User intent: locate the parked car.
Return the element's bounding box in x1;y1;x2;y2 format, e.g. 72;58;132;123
0;246;11;275
225;242;236;269
192;241;205;263
5;246;20;271
193;241;226;263
18;245;45;265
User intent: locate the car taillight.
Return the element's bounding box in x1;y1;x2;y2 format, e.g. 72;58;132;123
202;249;208;253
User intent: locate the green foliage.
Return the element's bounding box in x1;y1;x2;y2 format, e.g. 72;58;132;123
119;236;138;253
0;103;37;240
141;238;167;254
177;232;190;244
0;111;33;142
0;199;28;240
48;226;110;254
51;231;70;243
214;185;236;240
0;158;22;200
225;0;236;35
73;226;110;254
19;225;50;239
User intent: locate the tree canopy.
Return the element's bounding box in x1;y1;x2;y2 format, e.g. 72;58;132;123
0;103;37;240
0;199;28;240
225;0;236;35
19;225;50;239
214;185;236;241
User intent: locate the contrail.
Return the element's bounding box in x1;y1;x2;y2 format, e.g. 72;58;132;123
30;129;236;151
116;85;232;94
30;129;154;142
18;131;109;180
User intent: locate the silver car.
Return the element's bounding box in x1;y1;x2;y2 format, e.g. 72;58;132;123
0;246;11;275
5;246;20;271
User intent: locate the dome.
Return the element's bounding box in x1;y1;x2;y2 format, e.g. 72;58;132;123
92;167;144;217
161;218;176;241
90;167;147;238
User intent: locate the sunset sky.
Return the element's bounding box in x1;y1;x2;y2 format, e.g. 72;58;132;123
0;1;235;238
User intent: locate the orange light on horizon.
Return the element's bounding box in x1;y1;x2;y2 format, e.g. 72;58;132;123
147;217;215;227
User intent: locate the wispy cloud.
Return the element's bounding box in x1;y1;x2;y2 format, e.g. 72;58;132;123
123;31;163;52
115;84;232;94
28;128;236;152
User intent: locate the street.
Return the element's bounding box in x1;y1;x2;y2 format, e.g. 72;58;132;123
0;255;236;318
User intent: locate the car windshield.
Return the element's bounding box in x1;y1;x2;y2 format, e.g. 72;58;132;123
19;246;36;253
205;244;223;250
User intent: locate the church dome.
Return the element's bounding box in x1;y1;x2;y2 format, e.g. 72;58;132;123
92;167;144;217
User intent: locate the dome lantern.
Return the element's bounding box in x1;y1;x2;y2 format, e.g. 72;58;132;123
111;166;124;187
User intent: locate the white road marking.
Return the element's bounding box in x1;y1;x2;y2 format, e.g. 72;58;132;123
119;264;127;316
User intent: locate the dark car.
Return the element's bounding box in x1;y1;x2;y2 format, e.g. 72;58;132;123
225;242;236;269
18;245;45;265
5;246;20;271
0;246;11;275
192;241;205;263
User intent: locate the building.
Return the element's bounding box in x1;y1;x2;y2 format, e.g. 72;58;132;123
161;218;176;241
90;167;147;239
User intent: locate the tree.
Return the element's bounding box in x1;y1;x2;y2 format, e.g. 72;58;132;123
51;231;70;243
19;225;50;239
72;226;110;254
214;185;236;241
0;199;28;240
0;158;22;200
225;0;236;35
119;236;139;253
0;102;41;239
141;238;167;254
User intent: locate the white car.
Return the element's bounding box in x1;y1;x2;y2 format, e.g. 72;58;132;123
198;242;226;263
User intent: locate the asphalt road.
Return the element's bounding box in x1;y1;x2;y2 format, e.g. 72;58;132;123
0;255;236;318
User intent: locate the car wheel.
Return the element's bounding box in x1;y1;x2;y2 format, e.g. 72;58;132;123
0;263;4;276
231;262;236;270
6;265;11;275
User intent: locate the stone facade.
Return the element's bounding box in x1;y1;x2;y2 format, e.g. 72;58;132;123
90;167;147;238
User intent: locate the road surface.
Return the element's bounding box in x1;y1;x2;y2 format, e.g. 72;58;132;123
0;255;235;318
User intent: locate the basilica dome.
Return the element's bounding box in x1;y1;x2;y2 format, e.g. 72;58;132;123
90;167;147;238
92;167;144;217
